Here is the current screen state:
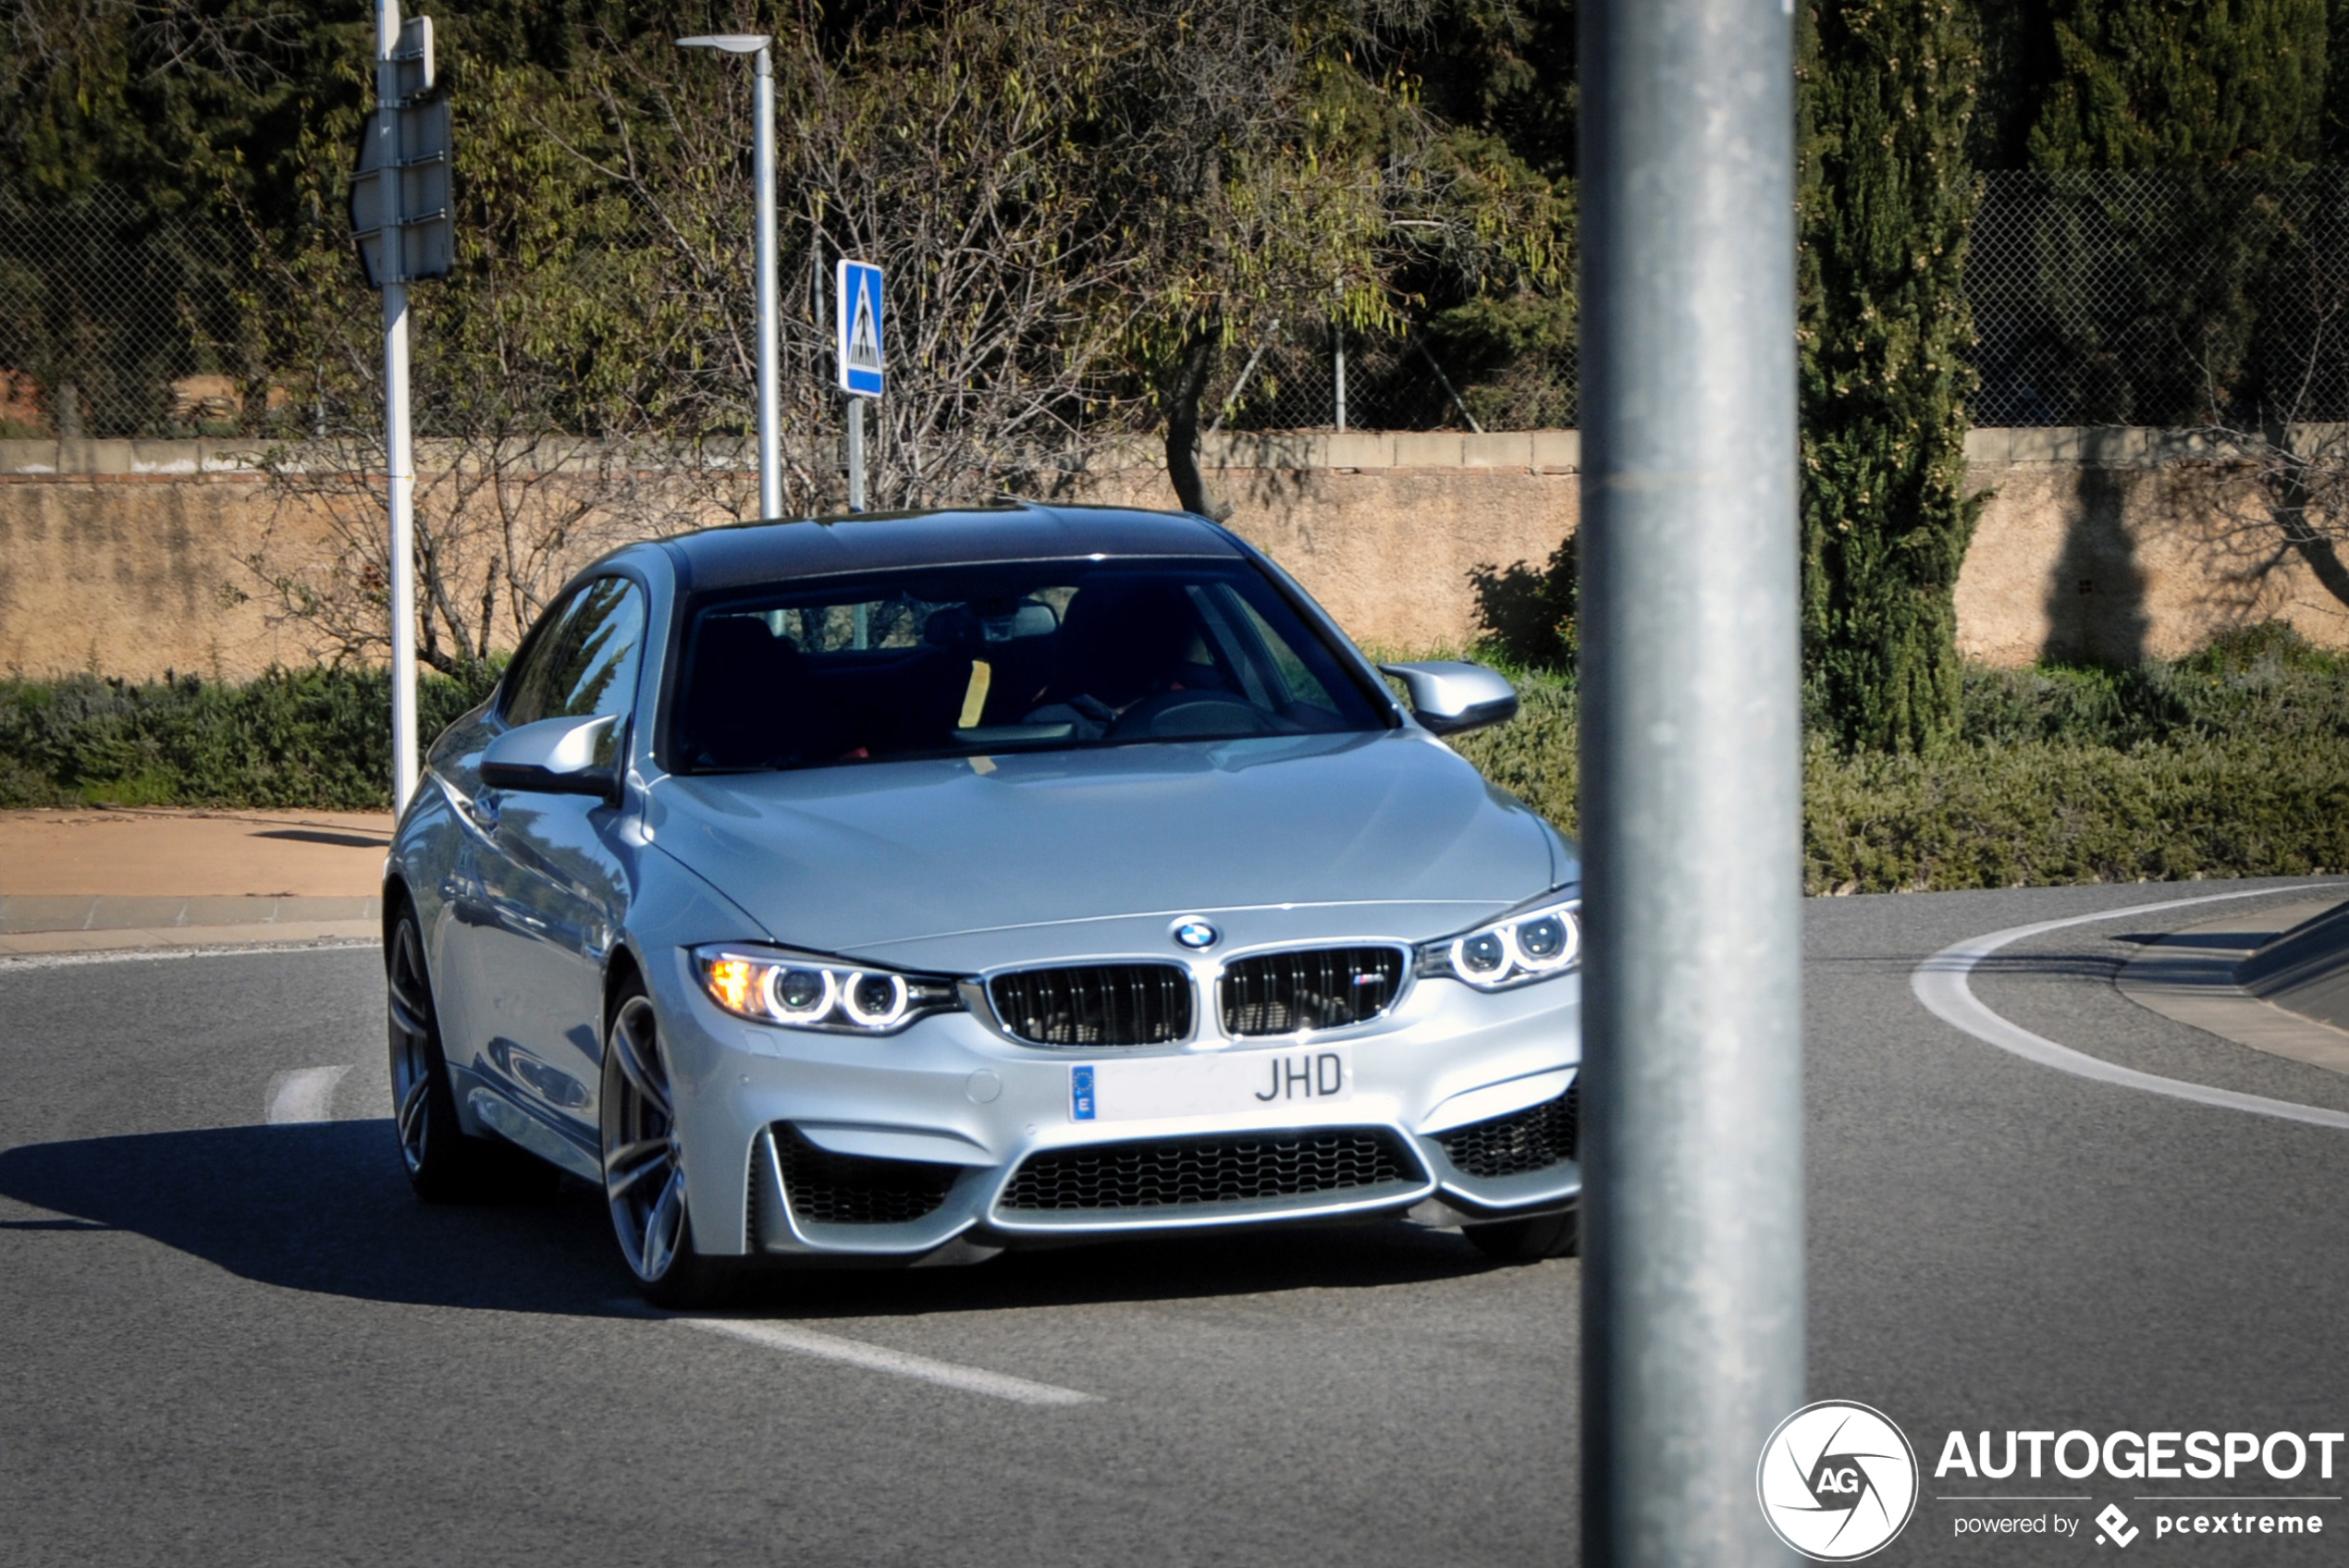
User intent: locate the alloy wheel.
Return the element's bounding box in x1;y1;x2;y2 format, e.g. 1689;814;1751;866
603;995;689;1282
387;916;439;1177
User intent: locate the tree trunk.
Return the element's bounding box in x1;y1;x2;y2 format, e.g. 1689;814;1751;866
1160;329;1228;520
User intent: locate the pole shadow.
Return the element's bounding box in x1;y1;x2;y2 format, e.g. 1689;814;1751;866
2044;450;2150;666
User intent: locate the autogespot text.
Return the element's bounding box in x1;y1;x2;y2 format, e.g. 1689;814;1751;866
1936;1428;2345;1481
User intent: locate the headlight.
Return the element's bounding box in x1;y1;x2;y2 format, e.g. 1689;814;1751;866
693;944;959;1034
1415;895;1581;990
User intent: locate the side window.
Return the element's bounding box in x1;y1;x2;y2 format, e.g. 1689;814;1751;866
502;579;648;728
1227;591;1341;713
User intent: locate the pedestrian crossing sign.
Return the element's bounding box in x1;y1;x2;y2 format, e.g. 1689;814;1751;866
835;259;884;398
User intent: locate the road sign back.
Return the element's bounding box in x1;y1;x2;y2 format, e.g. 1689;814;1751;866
350;95;451;287
836;260;884;398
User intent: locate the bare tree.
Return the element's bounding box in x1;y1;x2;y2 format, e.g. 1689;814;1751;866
2185;214;2349;619
228;0;1568;668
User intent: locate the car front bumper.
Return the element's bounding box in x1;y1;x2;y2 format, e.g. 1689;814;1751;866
652;944;1581;1263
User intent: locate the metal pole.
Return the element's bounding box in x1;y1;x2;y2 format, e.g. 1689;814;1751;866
845;396;866;512
753;45;781;521
1333;324;1347;432
376;0;418;814
1207;321;1276;437
1416;338;1484;434
1578;0;1802;1562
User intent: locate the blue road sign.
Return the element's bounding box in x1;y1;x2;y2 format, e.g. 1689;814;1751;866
835;260;884;398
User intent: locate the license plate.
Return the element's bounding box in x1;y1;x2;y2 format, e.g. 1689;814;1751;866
1070;1046;1353;1123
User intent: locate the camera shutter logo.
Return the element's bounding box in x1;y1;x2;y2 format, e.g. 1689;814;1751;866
1756;1401;1920;1561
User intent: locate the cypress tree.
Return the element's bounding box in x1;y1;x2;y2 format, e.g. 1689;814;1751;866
1800;0;1986;753
2022;2;2323;424
2029;0;2326;169
2327;0;2349;157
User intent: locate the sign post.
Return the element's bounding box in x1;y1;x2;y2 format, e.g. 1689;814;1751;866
351;0;450;813
835;259;883;512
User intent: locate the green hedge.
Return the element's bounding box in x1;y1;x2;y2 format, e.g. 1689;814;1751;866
0;666;499;811
1449;623;2349;894
9;628;2349;895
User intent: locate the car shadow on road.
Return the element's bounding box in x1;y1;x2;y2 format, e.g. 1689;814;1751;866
0;1121;1525;1319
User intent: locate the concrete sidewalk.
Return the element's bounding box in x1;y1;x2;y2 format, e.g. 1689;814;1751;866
0;806;393;955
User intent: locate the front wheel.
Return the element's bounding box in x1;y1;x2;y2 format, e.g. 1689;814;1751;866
387;906;508;1201
602;981;732;1307
1464;1207;1579;1261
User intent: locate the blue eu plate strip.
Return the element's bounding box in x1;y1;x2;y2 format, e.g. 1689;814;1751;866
1070;1064;1097;1121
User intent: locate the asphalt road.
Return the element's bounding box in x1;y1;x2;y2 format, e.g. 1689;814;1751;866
5;878;2349;1566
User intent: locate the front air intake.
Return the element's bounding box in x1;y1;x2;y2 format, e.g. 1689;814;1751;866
998;1128;1417;1212
1435;1084;1579;1179
988;963;1193;1047
1220;946;1407;1035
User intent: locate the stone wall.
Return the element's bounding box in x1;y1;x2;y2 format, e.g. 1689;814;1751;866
2;428;2344;680
1953;427;2349;664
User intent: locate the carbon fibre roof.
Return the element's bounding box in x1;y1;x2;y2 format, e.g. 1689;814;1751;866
657;501;1242;593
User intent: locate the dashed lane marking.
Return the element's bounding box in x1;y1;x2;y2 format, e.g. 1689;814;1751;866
618;1303;1099;1406
266;1065;351;1124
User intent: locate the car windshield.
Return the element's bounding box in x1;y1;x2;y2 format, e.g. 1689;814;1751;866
669;557;1388;772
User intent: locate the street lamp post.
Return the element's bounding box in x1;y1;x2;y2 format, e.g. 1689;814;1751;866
1578;0;1805;1562
678;33;781;521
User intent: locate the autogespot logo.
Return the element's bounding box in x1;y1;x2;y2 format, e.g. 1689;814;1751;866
1758;1401;1922;1562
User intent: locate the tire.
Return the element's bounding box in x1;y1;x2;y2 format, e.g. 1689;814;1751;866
1464;1206;1580;1261
387;901;544;1202
601;978;733;1308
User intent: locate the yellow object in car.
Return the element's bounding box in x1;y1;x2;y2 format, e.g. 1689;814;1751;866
960;659;992;729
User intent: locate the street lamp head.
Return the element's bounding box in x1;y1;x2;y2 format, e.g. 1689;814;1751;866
676;33;769;53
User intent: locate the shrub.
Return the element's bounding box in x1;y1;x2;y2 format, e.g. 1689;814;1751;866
0;665;500;810
1457;624;2349;893
12;627;2349;898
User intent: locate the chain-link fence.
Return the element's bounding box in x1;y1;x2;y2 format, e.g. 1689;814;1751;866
1201;322;1535;434
0;181;1537;441
1966;168;2349;426
0;185;287;439
27;170;2349;440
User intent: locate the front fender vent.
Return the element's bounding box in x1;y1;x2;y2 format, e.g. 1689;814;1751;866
988;963;1192;1047
1220;946;1407;1035
771;1126;960;1226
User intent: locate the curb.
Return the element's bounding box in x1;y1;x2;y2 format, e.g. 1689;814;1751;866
0;919;381;957
0;893;382;957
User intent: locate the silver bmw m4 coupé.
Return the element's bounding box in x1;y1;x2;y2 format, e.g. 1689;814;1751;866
383;502;1581;1303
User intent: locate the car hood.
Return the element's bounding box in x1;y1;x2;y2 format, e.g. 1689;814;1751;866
644;729;1567;969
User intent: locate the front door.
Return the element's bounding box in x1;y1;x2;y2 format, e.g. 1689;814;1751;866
469;577;648;1139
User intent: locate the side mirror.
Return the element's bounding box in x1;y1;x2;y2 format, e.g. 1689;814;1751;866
481;714;623;801
1378;661;1519;737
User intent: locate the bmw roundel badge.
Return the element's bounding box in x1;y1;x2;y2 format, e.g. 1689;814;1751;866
1173;918;1219;950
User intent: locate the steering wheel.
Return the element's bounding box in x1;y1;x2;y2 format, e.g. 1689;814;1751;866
1105;690;1292;741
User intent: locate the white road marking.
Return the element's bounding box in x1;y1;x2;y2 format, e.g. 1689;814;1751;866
642;1307;1099;1406
1912;885;2349;1131
266;1065;351;1124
